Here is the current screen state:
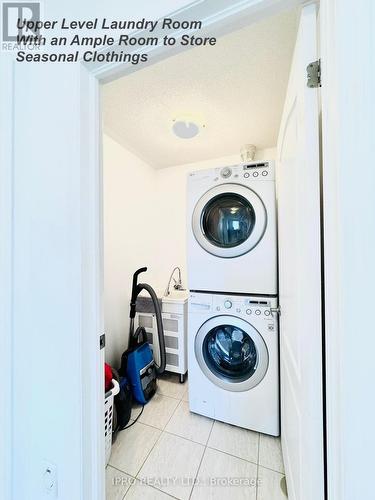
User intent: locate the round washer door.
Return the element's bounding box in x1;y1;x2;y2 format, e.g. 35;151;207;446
194;315;269;392
192;183;267;258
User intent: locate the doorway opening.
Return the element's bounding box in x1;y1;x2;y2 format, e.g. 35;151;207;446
83;2;324;499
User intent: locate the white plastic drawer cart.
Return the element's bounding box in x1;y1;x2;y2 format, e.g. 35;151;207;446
135;293;188;382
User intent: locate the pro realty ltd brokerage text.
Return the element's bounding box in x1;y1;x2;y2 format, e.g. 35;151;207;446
15;17;217;64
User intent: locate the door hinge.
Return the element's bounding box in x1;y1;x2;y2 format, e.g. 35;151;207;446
307;59;321;88
100;334;106;350
271;306;281;316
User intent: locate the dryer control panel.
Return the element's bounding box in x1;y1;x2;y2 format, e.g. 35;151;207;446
188;160;275;183
241;161;274;181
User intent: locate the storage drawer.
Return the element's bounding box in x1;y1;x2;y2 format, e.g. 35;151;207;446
135;310;187;374
143;331;179;350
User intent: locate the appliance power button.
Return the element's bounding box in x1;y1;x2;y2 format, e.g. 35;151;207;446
221;167;232;178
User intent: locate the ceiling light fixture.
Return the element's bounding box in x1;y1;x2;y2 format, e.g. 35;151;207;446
172;114;205;139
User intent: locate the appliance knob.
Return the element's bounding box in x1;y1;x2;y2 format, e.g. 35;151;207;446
244;172;250;178
221;167;232;178
262;170;268;176
255;309;261;315
246;309;252;315
253;171;259;177
224;300;232;309
264;310;271;316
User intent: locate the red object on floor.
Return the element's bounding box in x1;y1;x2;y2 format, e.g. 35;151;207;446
105;363;113;392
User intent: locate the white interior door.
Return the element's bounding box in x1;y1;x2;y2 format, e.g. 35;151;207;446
277;3;324;500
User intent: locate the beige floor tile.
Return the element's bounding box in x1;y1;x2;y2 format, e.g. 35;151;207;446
130;404;143;422
207;420;259;464
138;432;205;500
259;434;285;473
257;466;287;500
109;422;161;477
182;381;189;402
157;372;187;400
191;447;257;500
165;401;214;444
106;466;132;500
125;479;174;500
131;393;179;430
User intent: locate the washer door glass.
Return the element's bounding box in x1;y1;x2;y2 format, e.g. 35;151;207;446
192;184;267;258
201;193;256;248
203;324;257;381
195;315;269;392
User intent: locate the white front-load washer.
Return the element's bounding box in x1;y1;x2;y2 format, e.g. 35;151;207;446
187;161;277;295
188;292;279;436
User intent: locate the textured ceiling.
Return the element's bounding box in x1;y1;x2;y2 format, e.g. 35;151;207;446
102;9;298;168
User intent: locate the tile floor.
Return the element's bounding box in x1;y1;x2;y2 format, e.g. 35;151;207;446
107;373;287;500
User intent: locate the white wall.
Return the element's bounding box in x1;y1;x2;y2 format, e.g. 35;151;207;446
103;134;158;367
103;141;276;368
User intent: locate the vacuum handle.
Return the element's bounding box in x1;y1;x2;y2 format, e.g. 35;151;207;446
130;267;147;318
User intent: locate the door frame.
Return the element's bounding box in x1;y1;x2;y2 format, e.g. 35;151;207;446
0;56;14;500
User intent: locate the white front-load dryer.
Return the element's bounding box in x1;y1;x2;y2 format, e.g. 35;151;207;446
187;161;277;295
188;292;279;436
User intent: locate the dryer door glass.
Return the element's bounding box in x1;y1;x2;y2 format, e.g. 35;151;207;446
203;324;258;382
201;193;256;248
192;184;267;259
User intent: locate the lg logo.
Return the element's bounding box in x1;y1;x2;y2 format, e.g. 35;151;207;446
2;2;40;42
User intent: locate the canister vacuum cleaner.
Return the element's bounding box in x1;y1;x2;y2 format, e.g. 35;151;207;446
119;267;166;405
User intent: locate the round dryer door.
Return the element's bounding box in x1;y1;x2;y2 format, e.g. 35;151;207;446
194;315;269;392
192;183;267;258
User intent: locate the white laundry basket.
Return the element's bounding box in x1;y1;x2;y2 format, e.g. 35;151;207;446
105;379;120;465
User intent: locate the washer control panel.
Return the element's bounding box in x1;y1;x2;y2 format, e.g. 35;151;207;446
190;294;277;329
214;296;274;317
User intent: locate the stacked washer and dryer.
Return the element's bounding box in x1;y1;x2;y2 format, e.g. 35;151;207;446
186;161;279;436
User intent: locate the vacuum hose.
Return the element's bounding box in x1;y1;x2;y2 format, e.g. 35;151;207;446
138;283;166;375
129;268;166;376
